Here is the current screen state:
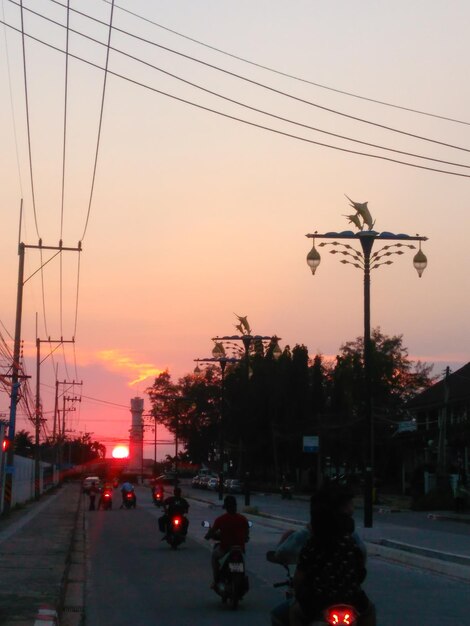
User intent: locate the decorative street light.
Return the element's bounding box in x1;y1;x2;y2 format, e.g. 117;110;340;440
194;356;240;501
212;316;282;505
306;196;428;528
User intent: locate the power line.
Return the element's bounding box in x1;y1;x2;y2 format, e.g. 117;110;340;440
34;0;470;154
59;1;70;377
101;0;470;128
11;4;469;170
1;0;24;196
19;0;40;237
80;0;115;241
1;18;469;178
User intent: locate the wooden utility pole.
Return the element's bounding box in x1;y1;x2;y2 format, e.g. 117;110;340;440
4;230;81;512
35;338;76;499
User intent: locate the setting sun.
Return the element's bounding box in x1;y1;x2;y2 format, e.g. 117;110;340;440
111;445;129;459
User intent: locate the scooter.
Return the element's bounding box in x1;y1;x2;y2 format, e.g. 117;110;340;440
100;489;113;510
203;521;251;610
164;514;187;549
122;491;136;509
152;488;164;507
268;552;372;626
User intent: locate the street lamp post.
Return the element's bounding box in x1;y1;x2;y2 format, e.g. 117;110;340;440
194;356;240;501
212;323;282;505
306;198;428;528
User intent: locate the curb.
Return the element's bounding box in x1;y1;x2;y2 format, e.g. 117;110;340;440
34;605;59;626
428;512;470;525
365;541;470;582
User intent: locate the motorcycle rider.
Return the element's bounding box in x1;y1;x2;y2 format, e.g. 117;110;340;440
159;486;189;534
98;481;114;509
288;484;375;626
87;481;100;511
120;480;136;508
152;481;164;503
205;495;250;588
270;483;371;626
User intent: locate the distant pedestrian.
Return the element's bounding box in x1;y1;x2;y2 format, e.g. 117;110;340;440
88;481;99;511
454;472;468;513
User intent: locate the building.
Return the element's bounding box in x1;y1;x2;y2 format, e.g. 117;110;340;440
406;363;470;480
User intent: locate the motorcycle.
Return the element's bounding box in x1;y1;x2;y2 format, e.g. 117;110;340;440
268;551;373;626
202;520;251;610
100;489;113;510
152;488;164;507
163;514;187;549
122;490;136;509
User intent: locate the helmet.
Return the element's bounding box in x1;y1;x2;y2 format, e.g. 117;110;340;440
223;495;237;512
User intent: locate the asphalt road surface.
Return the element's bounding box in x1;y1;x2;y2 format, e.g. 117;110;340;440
85;487;469;626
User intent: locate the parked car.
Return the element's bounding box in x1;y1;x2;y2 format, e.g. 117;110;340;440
207;477;219;491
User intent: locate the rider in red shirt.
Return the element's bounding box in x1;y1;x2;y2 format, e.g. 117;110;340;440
205;495;249;586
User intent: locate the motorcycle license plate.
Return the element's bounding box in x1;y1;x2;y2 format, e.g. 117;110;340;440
228;562;244;573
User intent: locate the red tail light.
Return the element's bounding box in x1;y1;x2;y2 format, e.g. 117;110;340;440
104;493;111;498
126;492;133;499
172;517;182;527
324;605;357;625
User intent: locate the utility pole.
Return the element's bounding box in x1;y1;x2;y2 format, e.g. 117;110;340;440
5;232;81;513
35;337;75;499
56;380;83;474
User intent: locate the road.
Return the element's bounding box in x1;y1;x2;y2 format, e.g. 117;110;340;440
85;486;469;626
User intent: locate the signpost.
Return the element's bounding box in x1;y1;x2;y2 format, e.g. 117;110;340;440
303;436;319;453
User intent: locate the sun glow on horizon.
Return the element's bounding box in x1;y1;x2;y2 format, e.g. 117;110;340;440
112;445;129;459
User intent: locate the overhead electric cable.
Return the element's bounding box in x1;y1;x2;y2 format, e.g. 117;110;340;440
2;18;470;178
19;0;40;237
99;0;470;128
10;5;469;170
60;0;71;382
25;0;470;154
80;0;115;241
2;0;24;195
72;251;82;380
60;0;69;240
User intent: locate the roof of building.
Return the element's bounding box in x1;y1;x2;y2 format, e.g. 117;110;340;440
407;362;470;410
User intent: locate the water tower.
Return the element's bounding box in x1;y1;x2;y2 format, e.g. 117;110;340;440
128;397;144;476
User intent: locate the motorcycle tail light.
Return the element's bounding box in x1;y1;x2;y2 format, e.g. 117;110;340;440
173;517;181;527
324;605;358;625
104;493;111;498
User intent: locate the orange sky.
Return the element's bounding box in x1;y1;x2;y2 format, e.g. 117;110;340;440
1;1;469;458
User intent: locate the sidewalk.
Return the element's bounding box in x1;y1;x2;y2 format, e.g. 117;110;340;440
0;483;83;626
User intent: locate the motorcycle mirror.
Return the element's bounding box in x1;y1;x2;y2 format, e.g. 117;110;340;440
201;520;210;528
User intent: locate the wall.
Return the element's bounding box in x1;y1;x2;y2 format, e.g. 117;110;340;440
0;454;59;512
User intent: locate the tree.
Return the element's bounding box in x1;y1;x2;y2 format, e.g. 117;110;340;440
14;430;34;457
146;368;221;465
324;327;436;481
336;327;435;413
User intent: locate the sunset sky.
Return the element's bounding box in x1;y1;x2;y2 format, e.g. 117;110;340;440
1;1;469;460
